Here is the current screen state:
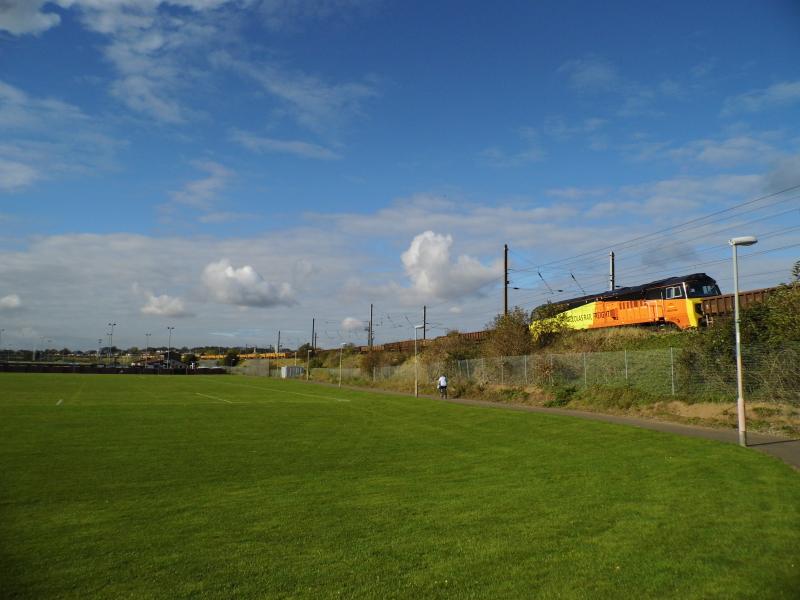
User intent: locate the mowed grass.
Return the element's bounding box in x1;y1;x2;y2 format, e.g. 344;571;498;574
1;374;798;599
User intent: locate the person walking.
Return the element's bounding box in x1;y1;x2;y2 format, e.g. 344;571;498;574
437;374;448;399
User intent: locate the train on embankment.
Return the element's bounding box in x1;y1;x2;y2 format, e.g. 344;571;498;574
531;272;721;332
530;273;783;332
353;273;781;353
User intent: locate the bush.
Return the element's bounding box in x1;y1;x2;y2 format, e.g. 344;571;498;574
543;384;578;407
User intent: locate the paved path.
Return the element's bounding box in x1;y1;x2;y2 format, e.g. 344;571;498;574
309;381;800;470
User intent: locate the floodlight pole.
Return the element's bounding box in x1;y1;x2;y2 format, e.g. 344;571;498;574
144;333;151;368
414;324;424;397
306;348;311;380
167;326;175;370
107;322;116;366
339;343;345;387
729;236;757;448
97;338;102;364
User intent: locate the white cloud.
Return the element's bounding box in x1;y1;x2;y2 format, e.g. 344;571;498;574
545;186;607;200
543;116;607;140
169;160;233;210
763;154;800;193
0;80;120;191
211;51;378;135
140;292;192;317
202;259;296;307
480;127;545;167
670;136;779;167
0;0;64;35
723;81;800;116
230;129;341;160
558;56;620;93
398;231;502;301
341;317;363;331
257;0;376;31
0;159;39;191
0;293;21;310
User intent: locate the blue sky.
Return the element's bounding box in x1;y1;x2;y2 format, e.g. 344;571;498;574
1;0;799;351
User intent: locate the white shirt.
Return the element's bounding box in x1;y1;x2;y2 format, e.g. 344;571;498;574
438;375;447;387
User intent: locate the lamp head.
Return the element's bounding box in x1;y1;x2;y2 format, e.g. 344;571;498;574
729;236;757;247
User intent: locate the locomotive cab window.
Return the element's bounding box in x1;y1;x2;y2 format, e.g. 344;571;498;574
686;283;721;297
665;286;683;299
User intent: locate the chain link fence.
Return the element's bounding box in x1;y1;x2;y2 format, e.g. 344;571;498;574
230;346;799;405
368;344;800;405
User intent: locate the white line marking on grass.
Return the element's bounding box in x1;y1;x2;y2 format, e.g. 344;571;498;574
196;393;237;404
56;399;63;406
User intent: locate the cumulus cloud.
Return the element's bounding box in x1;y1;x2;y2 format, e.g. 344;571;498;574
202;259;296;307
399;231;502;301
140;292;192;317
0;293;21;310
341;317;364;331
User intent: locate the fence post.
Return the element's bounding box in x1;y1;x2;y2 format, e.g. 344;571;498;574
583;352;587;387
523;354;528;386
670;346;675;396
624;349;628;383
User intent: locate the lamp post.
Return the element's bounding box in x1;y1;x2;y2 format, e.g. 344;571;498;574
414;324;424;397
167;326;175;369
306;348;311;380
339;343;346;387
729;235;758;447
97;338;103;364
144;333;151;368
107;322;116;366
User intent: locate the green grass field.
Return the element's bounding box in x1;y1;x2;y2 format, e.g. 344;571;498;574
1;373;798;599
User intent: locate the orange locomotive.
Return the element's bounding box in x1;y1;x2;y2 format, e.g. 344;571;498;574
531;273;721;333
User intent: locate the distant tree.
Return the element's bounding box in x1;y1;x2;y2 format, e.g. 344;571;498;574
182;353;198;365
221;349;240;366
483;307;534;358
792;259;800;283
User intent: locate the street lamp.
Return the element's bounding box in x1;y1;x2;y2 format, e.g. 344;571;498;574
339;343;346;387
167;326;175;369
414;324;424;397
729;235;757;447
